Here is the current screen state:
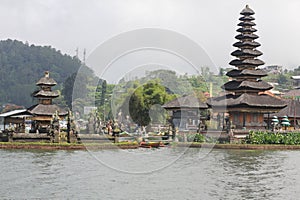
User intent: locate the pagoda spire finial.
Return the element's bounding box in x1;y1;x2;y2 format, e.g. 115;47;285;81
45;71;49;78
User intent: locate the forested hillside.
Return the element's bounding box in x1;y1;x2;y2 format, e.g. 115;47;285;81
0;39;89;107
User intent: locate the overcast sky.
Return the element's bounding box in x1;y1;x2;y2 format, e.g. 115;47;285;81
1;0;300;74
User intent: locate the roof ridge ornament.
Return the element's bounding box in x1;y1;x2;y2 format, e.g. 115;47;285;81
45;71;49;78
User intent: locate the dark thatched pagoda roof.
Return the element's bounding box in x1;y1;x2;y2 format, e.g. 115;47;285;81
236;27;257;33
233;41;261;48
226;69;267;77
162;95;208;110
222;80;273;91
36;71;57;86
231;49;262;57
28;104;68;116
208;93;286;109
267;99;300;118
34;90;59;98
239;16;255;21
240;5;255;15
235;33;259;40
208;5;287;115
229;58;265;67
238;21;256;27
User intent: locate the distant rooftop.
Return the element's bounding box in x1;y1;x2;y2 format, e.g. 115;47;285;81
291;76;300;80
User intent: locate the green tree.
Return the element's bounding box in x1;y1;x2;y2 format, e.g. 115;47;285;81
126;80;175;126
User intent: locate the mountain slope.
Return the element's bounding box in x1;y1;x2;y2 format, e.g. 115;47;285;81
0;39;86;107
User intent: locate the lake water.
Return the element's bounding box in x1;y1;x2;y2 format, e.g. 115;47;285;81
1;147;300;199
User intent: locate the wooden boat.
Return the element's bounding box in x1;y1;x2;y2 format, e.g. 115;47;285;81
139;141;164;148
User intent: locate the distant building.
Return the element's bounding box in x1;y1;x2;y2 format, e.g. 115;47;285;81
266;99;300;129
291;76;300;88
163;95;208;131
261;65;283;74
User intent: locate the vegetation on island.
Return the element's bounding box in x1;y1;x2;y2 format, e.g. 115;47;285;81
246;131;300;145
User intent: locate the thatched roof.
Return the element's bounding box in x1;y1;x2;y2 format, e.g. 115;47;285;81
236;27;257;33
238;21;256;27
229;58;264;67
36;71;57;86
222;80;272;91
267;99;300;118
0;109;31;117
235;33;259;40
208;93;286;109
239;16;255;21
162;95;208;110
226;69;267;77
28;104;67;116
240;5;255;15
233;41;260;48
34;90;59;98
231;49;262;57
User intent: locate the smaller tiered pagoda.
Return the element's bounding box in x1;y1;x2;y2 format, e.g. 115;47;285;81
28;71;67;131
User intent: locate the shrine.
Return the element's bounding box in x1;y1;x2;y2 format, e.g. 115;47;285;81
209;5;286;129
28;71;67;132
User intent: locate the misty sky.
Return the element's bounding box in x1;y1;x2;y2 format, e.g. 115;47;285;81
1;0;300;77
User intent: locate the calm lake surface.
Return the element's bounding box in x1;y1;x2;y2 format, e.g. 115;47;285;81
1;147;300;199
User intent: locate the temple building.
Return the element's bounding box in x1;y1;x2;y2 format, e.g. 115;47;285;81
209;5;286;129
28;71;67;132
163;95;209;131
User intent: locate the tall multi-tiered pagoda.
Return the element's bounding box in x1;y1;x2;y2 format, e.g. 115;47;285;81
209;5;286;129
28;71;67;130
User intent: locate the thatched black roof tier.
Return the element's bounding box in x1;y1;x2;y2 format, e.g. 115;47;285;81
240;5;255;15
238;21;256;27
208;93;286;110
236;27;257;33
222;80;273;91
36;71;57;86
239;16;255;21
231;49;262;57
162;95;208;110
226;69;268;77
34;90;59;98
267;99;300;118
233;41;261;48
229;58;264;67
28;104;68;116
235;33;259;40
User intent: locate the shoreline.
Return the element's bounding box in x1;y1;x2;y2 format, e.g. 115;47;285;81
176;143;300;150
0;142;139;150
2;142;300;150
